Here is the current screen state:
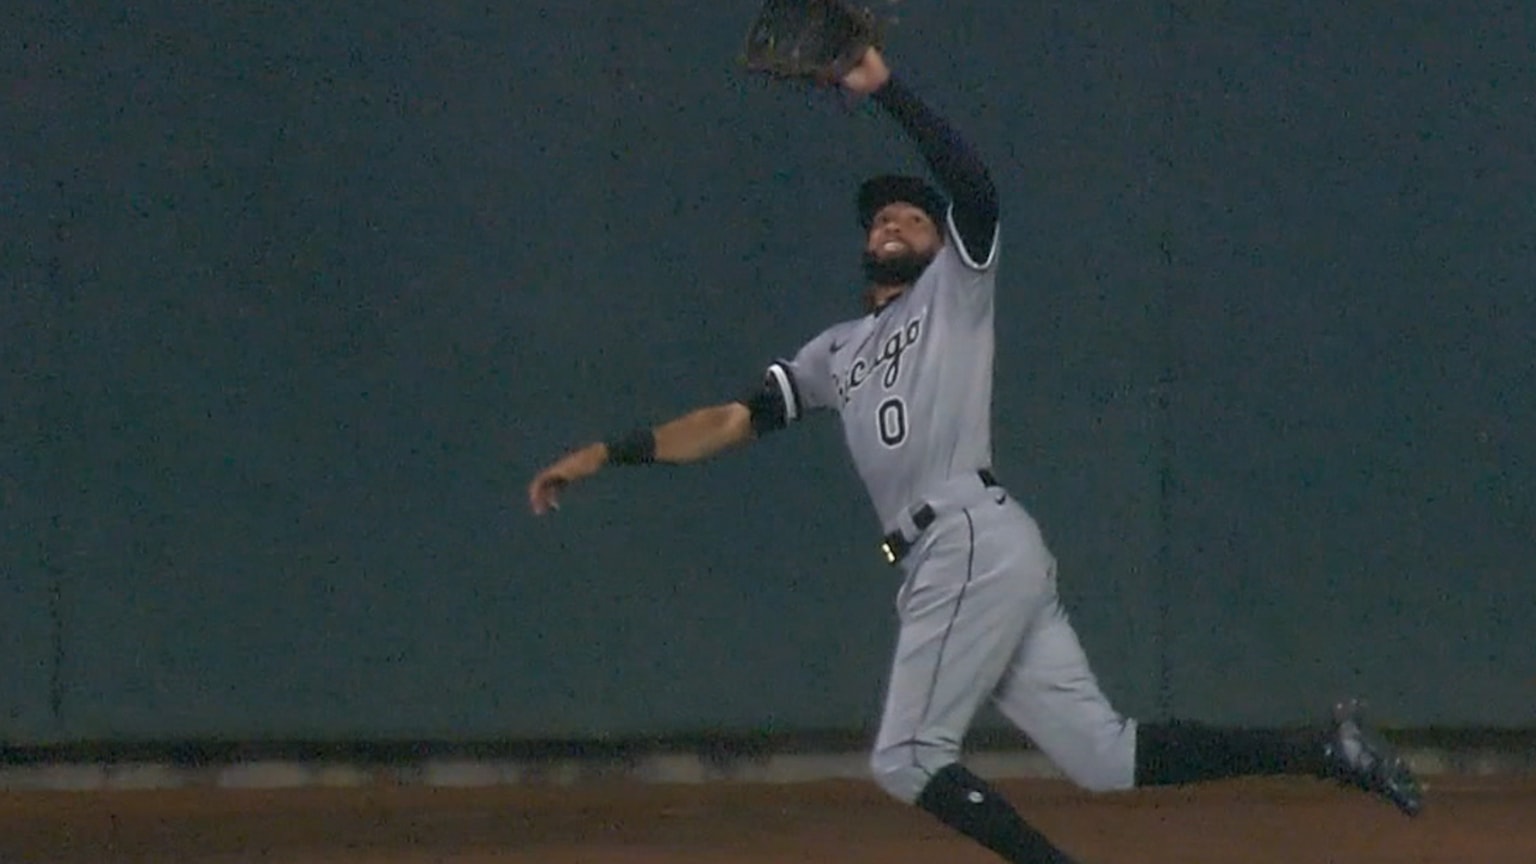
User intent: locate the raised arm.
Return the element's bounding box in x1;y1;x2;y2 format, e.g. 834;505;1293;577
527;402;753;515
842;49;999;260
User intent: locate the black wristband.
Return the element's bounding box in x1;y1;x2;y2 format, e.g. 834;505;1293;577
605;427;656;466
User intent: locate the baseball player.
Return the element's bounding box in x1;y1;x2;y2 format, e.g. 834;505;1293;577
528;47;1421;863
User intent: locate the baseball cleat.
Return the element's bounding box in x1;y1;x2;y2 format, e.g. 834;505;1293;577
1323;698;1423;817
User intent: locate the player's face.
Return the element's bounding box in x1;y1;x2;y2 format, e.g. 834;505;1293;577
865;202;942;262
862;202;942;289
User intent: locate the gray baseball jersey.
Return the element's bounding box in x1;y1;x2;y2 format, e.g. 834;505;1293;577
762;211;1137;804
766;211;998;532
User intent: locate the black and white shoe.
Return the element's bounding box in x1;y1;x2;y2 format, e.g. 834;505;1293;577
1324;698;1424;817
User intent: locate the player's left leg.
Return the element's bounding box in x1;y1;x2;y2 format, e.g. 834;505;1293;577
989;587;1423;816
988;588;1330;789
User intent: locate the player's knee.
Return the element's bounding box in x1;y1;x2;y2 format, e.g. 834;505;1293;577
1062;763;1134;794
870;743;959;805
1055;725;1137;793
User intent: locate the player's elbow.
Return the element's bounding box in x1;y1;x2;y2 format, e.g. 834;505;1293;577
699;402;753;453
659;402;753;463
719;401;754;441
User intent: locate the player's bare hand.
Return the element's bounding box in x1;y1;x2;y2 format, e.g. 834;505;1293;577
840;47;891;95
528;443;607;515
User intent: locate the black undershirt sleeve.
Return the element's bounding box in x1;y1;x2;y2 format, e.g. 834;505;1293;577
870;75;999;262
741;361;799;436
743;385;786;435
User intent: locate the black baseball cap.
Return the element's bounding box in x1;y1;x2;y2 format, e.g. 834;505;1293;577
857;174;949;231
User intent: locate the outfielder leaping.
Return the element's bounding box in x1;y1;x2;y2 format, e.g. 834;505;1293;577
528;47;1421;864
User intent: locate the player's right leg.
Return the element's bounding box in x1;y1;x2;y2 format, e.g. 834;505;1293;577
868;504;1083;863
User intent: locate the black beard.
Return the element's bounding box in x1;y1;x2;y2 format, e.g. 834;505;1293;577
861;249;934;287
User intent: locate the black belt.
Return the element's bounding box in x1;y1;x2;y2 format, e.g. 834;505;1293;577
880;469;1000;565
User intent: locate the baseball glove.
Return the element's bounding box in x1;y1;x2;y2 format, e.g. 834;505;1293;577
740;0;884;85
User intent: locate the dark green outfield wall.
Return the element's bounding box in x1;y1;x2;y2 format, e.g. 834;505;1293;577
4;2;1532;744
